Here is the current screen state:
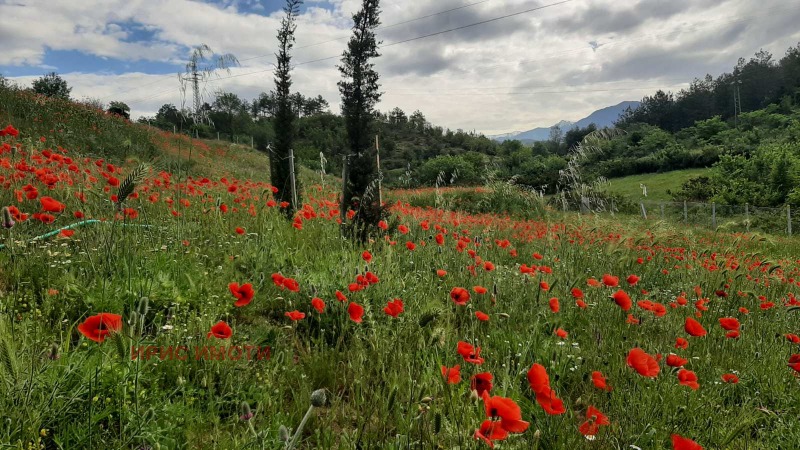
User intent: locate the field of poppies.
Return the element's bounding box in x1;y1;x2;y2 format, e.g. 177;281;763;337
2;96;800;449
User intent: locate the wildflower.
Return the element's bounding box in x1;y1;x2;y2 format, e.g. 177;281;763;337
77;313;122;343
450;287;470;305
384;298;404;317
591;371;612;391
229;282;255;307
475;311;490;321
677;369;699;390
626;348;659;377
285;310;305;321
685;317;707;337
441;365;461;384
348;302;364;323
311;297;325;313
671;434;703;450
471;372;493;396
721;373;739;384
207;321;232;339
578;406;610;437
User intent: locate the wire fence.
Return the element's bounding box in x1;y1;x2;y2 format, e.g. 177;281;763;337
562;198;797;236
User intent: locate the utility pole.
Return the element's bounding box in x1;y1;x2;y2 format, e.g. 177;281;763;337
733;77;742;128
376;135;382;206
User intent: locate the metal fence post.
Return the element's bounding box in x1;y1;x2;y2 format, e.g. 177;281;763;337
640;202;647;220
712;202;716;229
683;201;688;223
745;203;750;232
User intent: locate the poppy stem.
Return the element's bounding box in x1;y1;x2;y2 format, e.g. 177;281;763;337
286;405;315;450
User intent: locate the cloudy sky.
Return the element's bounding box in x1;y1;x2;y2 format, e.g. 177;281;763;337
2;0;800;135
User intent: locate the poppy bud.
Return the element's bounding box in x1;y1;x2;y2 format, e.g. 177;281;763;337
239;401;254;421
47;343;60;360
278;425;290;442
420;396;433;404
137;297;150;317
310;389;327;407
1;207;14;229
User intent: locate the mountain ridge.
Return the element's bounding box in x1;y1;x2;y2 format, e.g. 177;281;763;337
490;100;640;142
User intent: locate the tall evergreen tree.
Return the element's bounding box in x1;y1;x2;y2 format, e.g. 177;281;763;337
338;0;383;241
271;0;303;218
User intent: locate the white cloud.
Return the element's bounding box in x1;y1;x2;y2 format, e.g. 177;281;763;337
3;0;800;134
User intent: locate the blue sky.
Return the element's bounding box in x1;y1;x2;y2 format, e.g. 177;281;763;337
2;0;799;134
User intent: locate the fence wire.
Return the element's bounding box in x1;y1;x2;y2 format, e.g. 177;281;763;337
564;198;797;236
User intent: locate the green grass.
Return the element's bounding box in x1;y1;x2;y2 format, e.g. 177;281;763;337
603;168;710;202
3;90;800;450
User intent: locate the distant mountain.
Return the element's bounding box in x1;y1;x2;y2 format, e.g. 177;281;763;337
490;101;640;143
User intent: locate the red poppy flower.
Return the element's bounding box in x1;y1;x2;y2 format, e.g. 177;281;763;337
788;354;800;372
685;317;707;337
405;241;416;251
666;354;688;367
578;405;610;436
441;365;461;384
611;290;632;311
229;282;255;307
539;281;550;291
721;373;739;384
602;274;619;287
719;317;740;331
473;286;488;295
285;310;305;321
436;269;447;277
348;302;364;323
235;227;245;235
785;334;800;344
474;419;509;448
576;299;588;309
483;261;495;271
457;341;484;364
271;273;285;287
627;347;660;377
482;391;530;432
626;274;640;285
627;314;640;325
677;369;699;390
311;297;325;313
555;328;568;339
548;297;560;313
591;371;612;391
384;298;404;317
671;434;703;450
526;363;550;395
571;287;584;299
587;278;601;287
450;287;470;305
207;321;232;339
39;196;65;213
535;388;566;415
77;313;122;343
361;250;372;262
282;278;300;292
675;337;689;349
475;311;490;321
59;229;75;238
471;372;493;396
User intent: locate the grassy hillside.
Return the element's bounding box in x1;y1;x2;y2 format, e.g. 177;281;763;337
603;168;710;202
3;90;800;449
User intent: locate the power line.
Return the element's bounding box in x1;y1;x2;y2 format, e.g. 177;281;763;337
202;0;572;79
105;0;494;99
238;0;493;62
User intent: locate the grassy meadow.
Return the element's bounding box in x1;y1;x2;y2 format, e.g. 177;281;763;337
2;90;800;450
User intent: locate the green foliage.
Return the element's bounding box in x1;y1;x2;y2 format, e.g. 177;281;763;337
271;0;304;218
32;72;72;100
338;0;383;240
